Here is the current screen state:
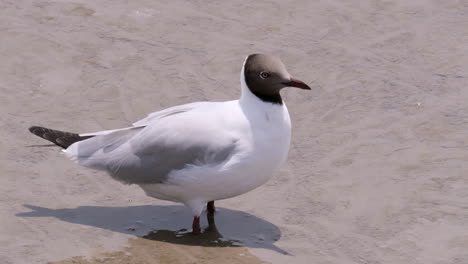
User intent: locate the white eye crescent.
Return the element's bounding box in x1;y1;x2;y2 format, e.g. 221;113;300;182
259;72;270;79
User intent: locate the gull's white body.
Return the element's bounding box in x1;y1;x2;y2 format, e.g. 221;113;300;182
65;62;292;216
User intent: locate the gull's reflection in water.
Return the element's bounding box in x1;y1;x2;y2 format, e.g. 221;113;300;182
144;214;242;247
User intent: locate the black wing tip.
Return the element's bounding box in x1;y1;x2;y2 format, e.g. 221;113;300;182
28;125;93;149
28;126;39;132
29;126;45;136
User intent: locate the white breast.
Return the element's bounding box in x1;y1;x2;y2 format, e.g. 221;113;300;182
236;101;291;188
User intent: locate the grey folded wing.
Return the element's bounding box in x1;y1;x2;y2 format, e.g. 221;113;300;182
67;123;239;185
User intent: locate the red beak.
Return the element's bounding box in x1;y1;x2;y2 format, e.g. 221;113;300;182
283;77;311;90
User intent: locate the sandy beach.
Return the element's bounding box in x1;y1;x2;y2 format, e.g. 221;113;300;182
1;0;468;263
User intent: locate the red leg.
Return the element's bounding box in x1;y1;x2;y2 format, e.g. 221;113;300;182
207;201;215;215
192;216;201;234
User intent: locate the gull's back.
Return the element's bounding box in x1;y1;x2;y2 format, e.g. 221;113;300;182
65;101;243;185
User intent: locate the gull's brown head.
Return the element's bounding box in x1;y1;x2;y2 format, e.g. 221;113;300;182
243;54;311;104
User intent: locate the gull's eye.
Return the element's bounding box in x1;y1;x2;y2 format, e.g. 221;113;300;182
259;71;270;79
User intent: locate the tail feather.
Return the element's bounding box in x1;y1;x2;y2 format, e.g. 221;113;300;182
28;126;93;149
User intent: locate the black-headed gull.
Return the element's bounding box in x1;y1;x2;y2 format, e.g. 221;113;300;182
29;54;311;234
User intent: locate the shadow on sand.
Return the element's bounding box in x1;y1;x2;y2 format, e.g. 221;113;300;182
17;204;289;254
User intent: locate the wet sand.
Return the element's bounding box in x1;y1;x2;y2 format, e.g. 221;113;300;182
50;237;265;264
1;0;468;263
